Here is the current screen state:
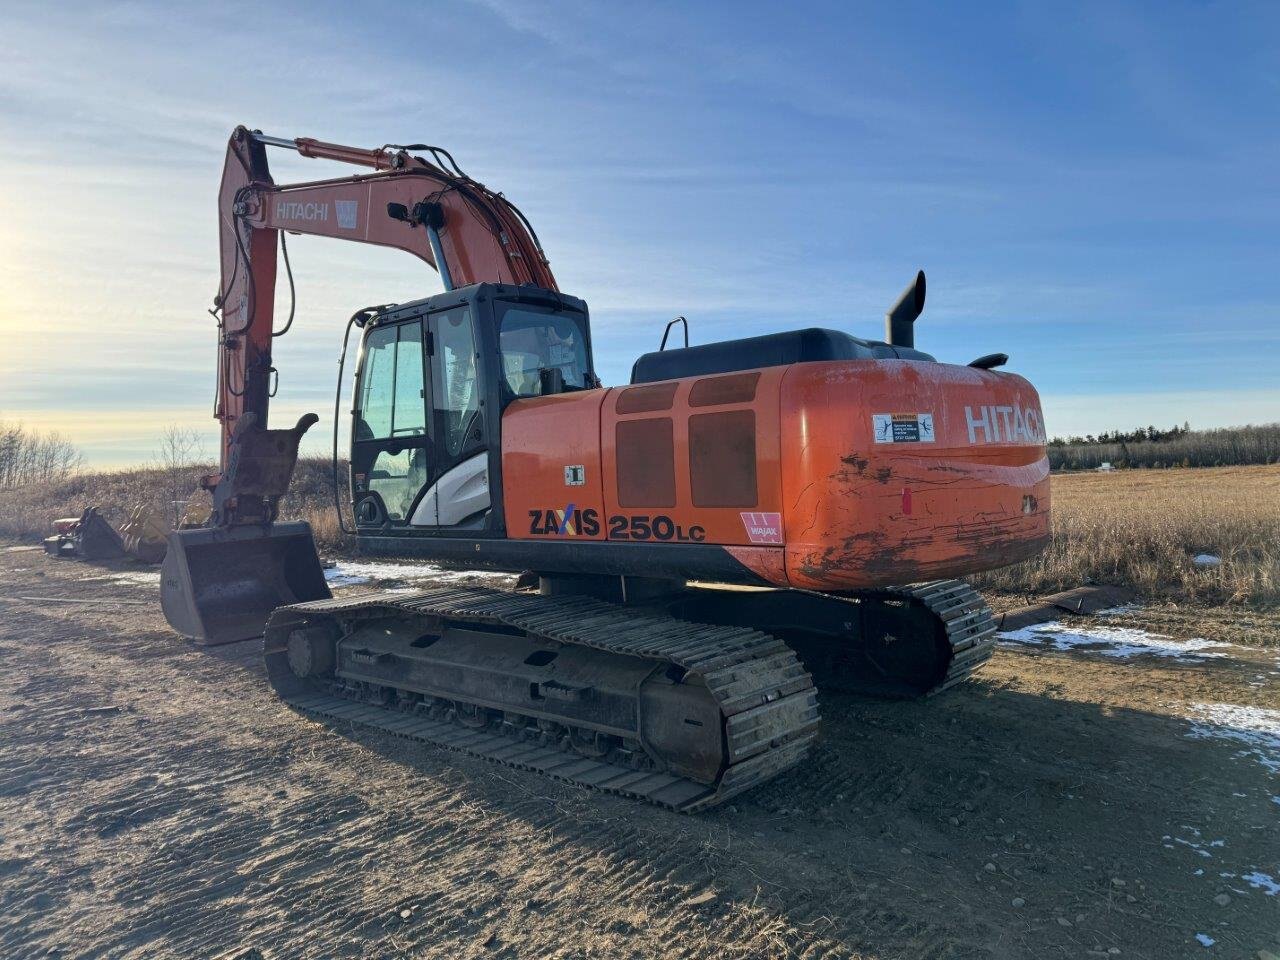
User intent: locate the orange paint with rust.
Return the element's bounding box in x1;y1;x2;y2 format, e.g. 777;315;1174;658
779;360;1050;589
502;359;1050;589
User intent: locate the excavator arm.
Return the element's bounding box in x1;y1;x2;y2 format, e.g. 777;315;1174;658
211;125;556;522
162;127;560;644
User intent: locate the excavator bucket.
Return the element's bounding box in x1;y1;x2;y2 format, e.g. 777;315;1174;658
160;521;331;645
119;504;170;564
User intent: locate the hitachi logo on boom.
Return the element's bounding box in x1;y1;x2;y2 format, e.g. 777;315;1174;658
276;201;328;221
964;405;1043;444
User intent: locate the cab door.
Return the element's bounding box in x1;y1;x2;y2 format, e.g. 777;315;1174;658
351;319;433;527
418;304;491;528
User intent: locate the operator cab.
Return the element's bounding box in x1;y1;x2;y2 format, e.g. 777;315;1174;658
350;283;595;535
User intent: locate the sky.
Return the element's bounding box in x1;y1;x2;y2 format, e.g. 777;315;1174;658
1;0;1277;466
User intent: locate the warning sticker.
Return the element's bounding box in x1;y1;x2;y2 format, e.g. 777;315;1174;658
740;512;784;545
872;413;935;444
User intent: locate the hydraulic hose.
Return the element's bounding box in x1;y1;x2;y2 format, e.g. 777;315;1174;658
332;306;396;536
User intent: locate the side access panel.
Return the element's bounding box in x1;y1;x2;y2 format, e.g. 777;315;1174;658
500;373;791;586
600;369;786;549
502;390;609;540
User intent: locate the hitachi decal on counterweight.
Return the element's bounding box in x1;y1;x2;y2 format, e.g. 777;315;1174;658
964;404;1044;444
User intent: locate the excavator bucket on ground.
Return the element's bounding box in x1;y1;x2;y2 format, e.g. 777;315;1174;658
160;412;329;645
161;521;331;645
119;504;170;564
43;507;127;560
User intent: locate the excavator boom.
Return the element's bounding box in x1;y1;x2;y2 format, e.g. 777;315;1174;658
214;126;554;477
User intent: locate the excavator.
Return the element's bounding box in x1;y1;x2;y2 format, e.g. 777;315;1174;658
161;126;1050;811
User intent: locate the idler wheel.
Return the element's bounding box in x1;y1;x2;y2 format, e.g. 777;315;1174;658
864;626;947;693
286;627;336;678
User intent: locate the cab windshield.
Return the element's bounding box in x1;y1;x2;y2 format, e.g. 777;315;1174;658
498;304;590;397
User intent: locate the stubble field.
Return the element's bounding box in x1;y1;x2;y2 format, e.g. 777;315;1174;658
974;465;1280;610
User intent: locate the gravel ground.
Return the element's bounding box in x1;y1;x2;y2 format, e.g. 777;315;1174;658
1;544;1277;959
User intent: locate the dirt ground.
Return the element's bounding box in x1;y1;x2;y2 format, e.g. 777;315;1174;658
1;545;1277;960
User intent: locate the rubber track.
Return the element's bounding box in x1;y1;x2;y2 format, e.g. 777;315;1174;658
264;586;820;812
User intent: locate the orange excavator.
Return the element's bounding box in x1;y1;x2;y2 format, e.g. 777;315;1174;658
161;126;1050;810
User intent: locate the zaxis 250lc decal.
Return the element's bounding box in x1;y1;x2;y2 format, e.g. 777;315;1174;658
527;507;706;542
528;506;600;537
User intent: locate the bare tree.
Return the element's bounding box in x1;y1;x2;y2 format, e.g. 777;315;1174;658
0;419;83;488
153;425;207;526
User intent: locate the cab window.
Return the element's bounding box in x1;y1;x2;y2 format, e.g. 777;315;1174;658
499;305;589;397
355;322;426;441
366;448;430;521
432;307;480;456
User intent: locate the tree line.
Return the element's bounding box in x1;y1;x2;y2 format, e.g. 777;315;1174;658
0;421;85;489
1049;422;1280;470
1048;423;1191;447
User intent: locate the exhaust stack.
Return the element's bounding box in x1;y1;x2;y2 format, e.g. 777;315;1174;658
885;270;926;349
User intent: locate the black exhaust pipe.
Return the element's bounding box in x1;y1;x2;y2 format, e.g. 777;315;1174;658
885;270;926;348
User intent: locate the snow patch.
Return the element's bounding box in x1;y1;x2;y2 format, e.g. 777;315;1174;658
324;560;513;588
998;622;1231;661
1096;603;1143;616
1185;703;1280;774
76;570;162;587
1163;833;1219;858
1243;871;1280;896
1162;826;1227;860
107;570;162;587
1192;554;1222;568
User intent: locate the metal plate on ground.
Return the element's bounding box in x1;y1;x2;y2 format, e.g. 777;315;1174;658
997;584;1136;631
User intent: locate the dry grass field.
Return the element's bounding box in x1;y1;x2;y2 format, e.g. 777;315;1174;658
3;462;1278;608
972;465;1280;607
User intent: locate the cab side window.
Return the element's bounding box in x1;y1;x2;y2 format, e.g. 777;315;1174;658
355;322;426;441
432;307;480;456
499;308;589;398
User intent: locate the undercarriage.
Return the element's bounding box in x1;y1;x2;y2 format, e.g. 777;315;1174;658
263;575;995;811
